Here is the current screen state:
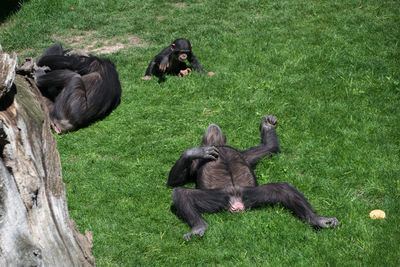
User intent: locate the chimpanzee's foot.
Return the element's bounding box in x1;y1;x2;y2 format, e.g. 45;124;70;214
141;75;152;81
64;49;89;57
261;114;277;130
33;65;51;84
184;222;208;241
17;57;34;75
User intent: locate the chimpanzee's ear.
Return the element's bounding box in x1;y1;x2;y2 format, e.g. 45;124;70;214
170;43;175;51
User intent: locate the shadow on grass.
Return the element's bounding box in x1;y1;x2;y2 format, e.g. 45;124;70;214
0;0;28;23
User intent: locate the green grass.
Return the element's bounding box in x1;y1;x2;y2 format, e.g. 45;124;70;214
1;0;399;265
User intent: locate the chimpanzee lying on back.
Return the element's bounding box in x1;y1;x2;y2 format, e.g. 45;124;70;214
34;43;121;134
142;38;214;81
167;115;339;241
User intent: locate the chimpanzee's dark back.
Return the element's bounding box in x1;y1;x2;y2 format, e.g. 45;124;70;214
195;146;258;190
79;56;122;118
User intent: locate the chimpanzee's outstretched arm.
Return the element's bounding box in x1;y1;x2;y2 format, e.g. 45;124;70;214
188;54;215;76
167;146;219;187
187;54;206;74
240;115;281;169
242;182;339;228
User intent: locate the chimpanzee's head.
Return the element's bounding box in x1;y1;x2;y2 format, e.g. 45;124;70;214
171;38;192;62
202;124;227;146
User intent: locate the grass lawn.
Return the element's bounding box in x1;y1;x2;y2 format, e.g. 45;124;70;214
1;0;399;266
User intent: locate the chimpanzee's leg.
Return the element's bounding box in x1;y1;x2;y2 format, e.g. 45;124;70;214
242;183;338;228
240;115;281;169
43;43;64;56
172;187;230;241
36;70;87;134
34;69;79;99
37;55;81;71
52;72;86;116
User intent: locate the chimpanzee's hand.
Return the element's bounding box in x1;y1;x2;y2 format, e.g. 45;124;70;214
313;216;339;229
159;57;169;72
178;68;191;78
184;147;219;161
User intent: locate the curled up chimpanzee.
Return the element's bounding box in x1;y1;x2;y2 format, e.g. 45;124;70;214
34;43;122;134
141;38;214;81
167;115;339;241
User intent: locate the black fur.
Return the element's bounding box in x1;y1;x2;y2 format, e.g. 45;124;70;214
167;115;339;240
142;38;213;81
34;43;121;134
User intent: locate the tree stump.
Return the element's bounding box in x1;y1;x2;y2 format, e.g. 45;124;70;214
0;46;95;266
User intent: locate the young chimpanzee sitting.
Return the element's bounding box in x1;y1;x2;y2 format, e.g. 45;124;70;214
141;38;214;81
167;115;339;241
34;43;121;134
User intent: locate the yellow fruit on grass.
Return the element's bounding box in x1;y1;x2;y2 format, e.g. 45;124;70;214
369;209;386;219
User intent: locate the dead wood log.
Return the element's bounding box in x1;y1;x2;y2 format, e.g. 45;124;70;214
0;46;95;266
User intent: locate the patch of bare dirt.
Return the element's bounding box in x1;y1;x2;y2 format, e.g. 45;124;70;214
16;48;34;57
52;30;148;55
172;2;187;8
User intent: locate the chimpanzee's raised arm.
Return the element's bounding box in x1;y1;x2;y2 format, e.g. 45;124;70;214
240;115;281;169
167;147;219;187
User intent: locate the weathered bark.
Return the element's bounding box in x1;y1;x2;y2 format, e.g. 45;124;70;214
0;45;17;99
0;47;95;266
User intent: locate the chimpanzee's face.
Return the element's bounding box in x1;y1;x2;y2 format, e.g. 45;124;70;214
177;52;188;62
172;38;192;62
